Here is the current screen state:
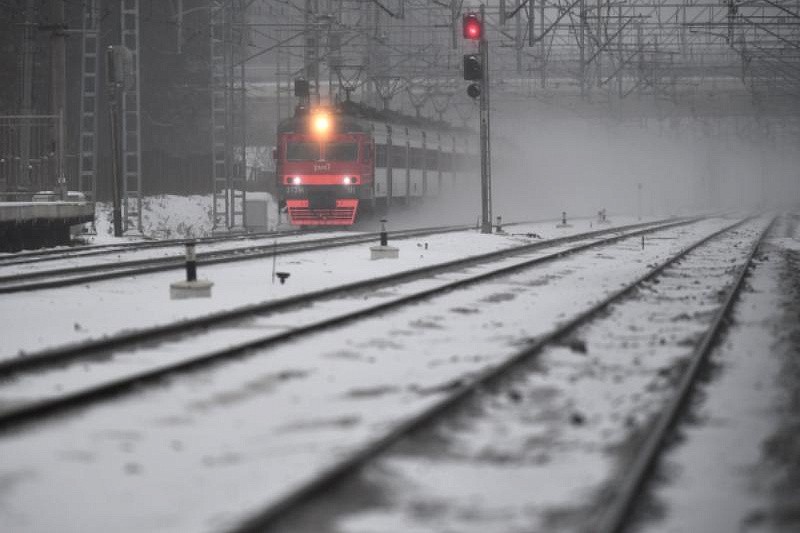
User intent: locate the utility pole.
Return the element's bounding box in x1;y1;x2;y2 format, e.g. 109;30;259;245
636;21;643;98
17;0;35;192
540;0;546;88
304;0;320;104
367;0;380;108
617;5;623;98
596;0;602;88
515;0;522;74
108;90;123;237
106;46;130;237
50;0;67;198
239;0;248;198
579;0;586;99
479;4;492;234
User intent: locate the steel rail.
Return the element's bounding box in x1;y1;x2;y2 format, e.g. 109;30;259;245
0;223;477;293
0;217;700;431
0;227;306;266
224;216;759;533
0;217;552;270
0;217;687;376
592;215;776;533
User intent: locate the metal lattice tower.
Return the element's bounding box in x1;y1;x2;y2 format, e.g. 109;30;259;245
210;1;229;230
121;0;143;232
210;0;247;232
245;1;799;123
78;0;99;206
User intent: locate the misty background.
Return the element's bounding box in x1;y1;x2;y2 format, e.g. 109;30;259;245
0;0;797;225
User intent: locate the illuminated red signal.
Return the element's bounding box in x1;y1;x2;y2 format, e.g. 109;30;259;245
462;13;482;40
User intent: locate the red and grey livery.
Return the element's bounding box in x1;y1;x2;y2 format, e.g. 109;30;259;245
274;103;476;226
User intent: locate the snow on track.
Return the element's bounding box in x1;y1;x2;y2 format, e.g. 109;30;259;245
0;229;345;277
1;217;640;359
0;220;678;409
251;217;773;533
635;216;800;533
0;216;743;533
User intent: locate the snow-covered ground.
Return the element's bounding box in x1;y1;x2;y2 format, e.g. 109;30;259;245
0;217;708;419
0;203;797;533
88;195;215;241
88;194;279;241
0;213;649;359
260;216;775;533
0;215;756;533
635;216;800;533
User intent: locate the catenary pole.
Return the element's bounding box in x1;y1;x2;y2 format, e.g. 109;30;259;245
50;0;67;198
479;4;493;234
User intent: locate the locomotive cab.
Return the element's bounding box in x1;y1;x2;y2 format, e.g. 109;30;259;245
274;102;475;227
276;108;374;226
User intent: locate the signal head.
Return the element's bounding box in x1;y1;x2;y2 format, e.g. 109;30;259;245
462;13;482;40
467;83;481;99
463;54;482;81
294;78;310;97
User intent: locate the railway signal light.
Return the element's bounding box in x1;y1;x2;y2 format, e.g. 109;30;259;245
467;83;480;99
294;78;309;97
463;54;482;81
462;13;482;40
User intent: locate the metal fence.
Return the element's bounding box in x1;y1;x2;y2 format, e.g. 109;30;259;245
0;114;65;196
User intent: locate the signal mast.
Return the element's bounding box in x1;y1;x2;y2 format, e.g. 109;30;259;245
462;7;492;234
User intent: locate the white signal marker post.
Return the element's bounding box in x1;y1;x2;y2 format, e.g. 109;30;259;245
478;4;493;234
186;241;197;281
170;241;213;299
370;219;399;259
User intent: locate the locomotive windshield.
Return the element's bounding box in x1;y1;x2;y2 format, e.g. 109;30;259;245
286;142;321;161
325;142;358;162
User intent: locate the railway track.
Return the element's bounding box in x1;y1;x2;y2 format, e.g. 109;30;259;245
0;223;476;293
217;215;771;533
0;228;310;266
592;217;775;533
0;217;699;430
0;215;767;533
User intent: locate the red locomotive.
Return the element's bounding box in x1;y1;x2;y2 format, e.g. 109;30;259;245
274;102;475;226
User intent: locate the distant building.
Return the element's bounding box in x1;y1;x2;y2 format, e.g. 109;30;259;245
0;0;213;199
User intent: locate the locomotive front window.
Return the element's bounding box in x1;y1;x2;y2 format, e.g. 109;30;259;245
286;142;320;161
325;142;358;162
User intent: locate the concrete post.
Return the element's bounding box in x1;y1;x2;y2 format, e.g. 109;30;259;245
380;218;388;246
185;241;197;282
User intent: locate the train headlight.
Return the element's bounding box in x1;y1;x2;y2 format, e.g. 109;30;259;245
343;176;352;185
292;176;302;185
312;112;331;136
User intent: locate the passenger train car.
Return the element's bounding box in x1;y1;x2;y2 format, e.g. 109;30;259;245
274;102;477;226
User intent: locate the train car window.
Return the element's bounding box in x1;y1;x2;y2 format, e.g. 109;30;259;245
363;143;373;163
390;145;407;168
325;142;358;161
375;144;387;167
426;149;439;170
409;147;422;169
286;142;320;161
